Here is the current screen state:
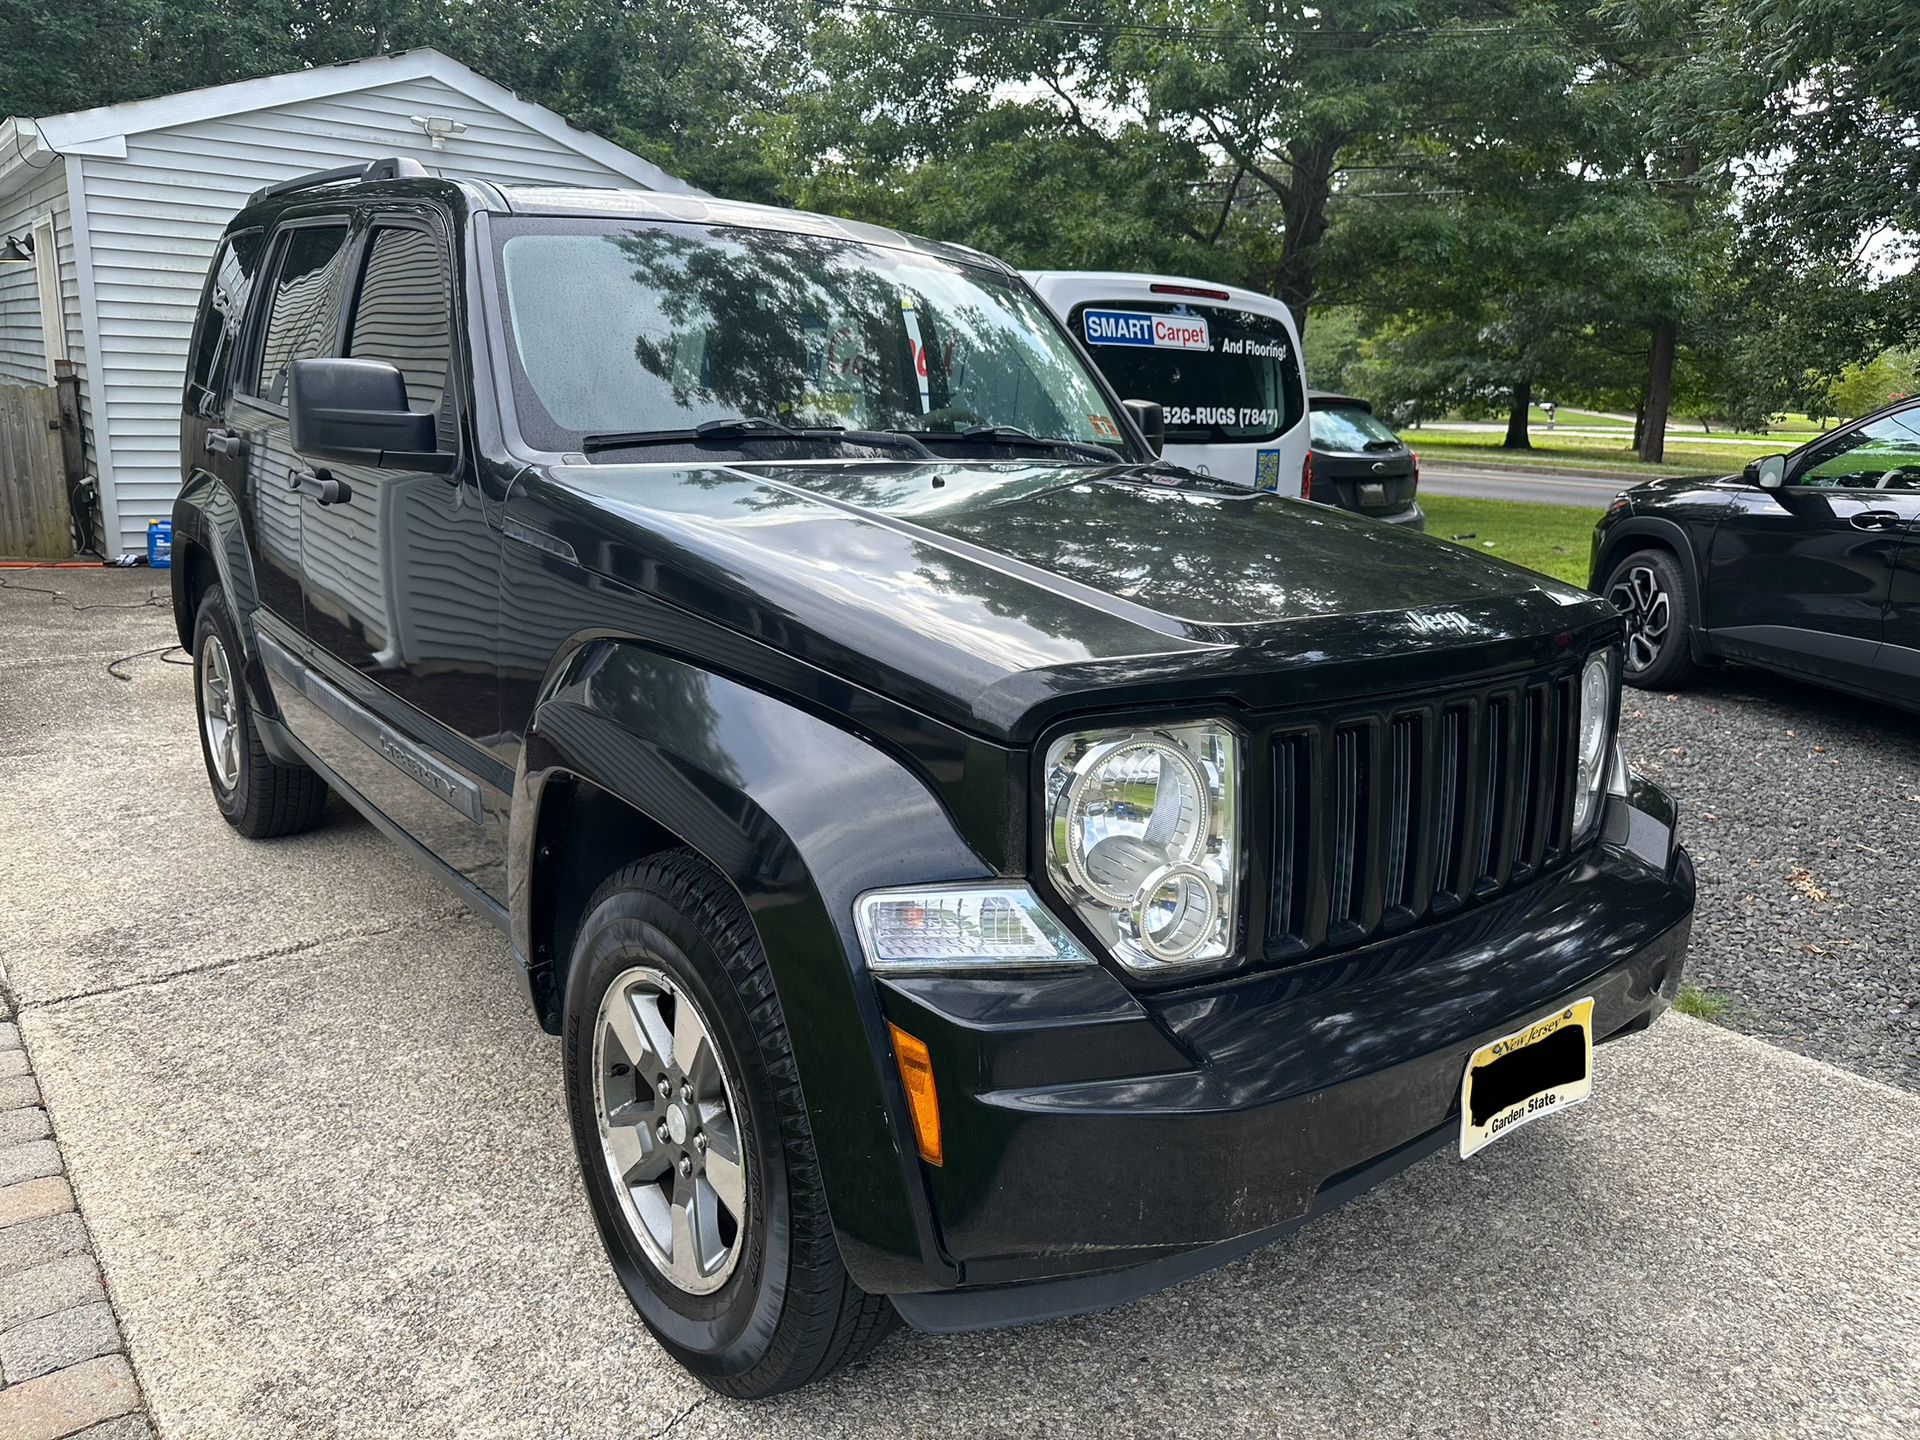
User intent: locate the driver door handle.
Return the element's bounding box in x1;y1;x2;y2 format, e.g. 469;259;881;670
205;427;247;460
288;467;352;506
1849;510;1902;532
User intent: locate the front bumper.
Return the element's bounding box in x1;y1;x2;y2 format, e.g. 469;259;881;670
875;790;1692;1328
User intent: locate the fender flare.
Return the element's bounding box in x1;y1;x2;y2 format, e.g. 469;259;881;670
1592;514;1715;662
511;638;994;1295
170;470;303;743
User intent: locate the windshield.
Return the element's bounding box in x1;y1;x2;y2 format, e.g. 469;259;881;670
1310;404;1403;452
1068;299;1304;444
493;218;1129;455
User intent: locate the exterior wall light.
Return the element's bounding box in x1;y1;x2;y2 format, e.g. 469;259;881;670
407;115;467;150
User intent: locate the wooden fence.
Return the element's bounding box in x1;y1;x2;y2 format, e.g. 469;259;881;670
0;379;72;559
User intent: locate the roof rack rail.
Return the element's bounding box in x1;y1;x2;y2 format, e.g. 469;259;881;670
249;157;430;205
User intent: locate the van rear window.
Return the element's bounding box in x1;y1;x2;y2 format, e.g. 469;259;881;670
1069;300;1304;444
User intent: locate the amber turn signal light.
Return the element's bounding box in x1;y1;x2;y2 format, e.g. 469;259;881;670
887;1022;943;1167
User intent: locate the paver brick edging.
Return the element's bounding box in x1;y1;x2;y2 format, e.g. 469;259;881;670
0;1176;74;1230
0;974;152;1440
0;1355;142;1440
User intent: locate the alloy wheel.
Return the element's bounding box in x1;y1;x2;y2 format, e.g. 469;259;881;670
593;965;748;1295
199;633;241;791
1608;565;1671;675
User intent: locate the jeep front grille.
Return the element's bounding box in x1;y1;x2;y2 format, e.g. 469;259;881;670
1266;670;1583;960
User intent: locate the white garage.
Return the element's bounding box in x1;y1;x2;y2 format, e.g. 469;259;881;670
0;48;692;559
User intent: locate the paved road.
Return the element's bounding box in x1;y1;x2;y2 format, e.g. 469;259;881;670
4;571;1918;1439
1419;463;1634;509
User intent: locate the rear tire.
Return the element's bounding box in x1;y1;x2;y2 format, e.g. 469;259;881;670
563;848;894;1397
192;586;330;838
1604;548;1698;691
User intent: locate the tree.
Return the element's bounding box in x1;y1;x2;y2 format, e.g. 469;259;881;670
1575;1;1752;461
1731;0;1920;274
1319;8;1701;453
0;2;796;204
783;2;1617;330
1828;350;1919;421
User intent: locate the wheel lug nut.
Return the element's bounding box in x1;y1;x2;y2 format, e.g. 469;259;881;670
657;1078;671;1098
656;1121;670;1143
680;1082;693;1103
694;1132;707;1152
677;1155;692;1178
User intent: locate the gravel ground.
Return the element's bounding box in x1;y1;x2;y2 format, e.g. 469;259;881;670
1620;664;1920;1092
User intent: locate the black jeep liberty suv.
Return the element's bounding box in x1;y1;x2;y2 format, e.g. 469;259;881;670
173;159;1694;1397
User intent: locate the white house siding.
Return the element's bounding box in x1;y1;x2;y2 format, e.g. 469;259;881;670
0;162;89;445
78;73;656;556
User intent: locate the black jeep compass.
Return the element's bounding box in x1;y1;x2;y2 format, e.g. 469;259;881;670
172;159;1694;1397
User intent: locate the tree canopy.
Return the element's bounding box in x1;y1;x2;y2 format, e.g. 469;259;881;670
1;0;1907;454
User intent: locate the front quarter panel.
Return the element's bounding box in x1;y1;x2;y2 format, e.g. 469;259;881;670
1591;479;1739;653
513;640;997;1294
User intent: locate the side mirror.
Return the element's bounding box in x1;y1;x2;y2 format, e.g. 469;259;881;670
1746;453;1788;489
288;358;451;472
1122;398;1165;457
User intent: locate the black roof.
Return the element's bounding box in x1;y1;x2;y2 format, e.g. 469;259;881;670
232;158;1007;274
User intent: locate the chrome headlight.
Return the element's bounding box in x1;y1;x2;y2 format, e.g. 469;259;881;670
1571;651;1615;835
1045;722;1240;977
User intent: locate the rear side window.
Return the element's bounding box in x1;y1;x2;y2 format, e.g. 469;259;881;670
250;224;351;404
346;226;452;420
1070;300;1304;444
1310;404;1403;452
186;230;265;413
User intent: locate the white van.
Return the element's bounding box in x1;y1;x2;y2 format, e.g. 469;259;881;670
1024;271;1310;494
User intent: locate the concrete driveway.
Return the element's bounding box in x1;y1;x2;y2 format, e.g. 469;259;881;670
4;570;1917;1439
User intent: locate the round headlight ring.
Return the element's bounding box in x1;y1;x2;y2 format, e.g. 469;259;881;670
1578;654;1611;769
1060;735;1211;907
1572;652;1614;834
1126;862;1220;964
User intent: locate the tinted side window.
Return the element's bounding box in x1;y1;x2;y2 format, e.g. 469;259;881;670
346;226;452;428
251;225;351;404
1792;407;1920;491
186;230;265;413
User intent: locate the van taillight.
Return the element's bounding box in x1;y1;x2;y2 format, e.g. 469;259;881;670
1301;452;1313;500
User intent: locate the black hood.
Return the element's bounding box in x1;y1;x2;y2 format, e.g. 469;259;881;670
523;459;1619;739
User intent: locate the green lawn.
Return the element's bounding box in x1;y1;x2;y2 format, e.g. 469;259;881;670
1524;405;1630;428
1421;494;1603;587
1481;407;1824;442
1410;429;1787;478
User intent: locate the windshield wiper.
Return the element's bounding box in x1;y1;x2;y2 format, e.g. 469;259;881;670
581;417;936;459
907;424;1122;464
580;417;798;451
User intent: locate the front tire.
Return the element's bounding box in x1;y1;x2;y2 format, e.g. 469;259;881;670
563;849;894;1397
192;586;329;838
1604;548;1698;690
